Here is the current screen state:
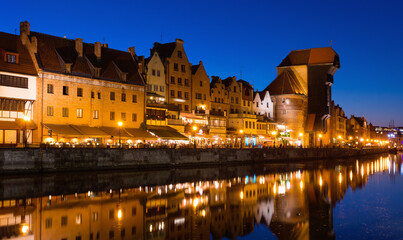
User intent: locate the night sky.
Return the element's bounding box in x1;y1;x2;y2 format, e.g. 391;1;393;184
2;0;402;126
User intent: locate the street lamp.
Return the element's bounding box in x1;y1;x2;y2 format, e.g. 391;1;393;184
318;133;323;148
118;121;123;148
240;129;244;149
192;125;198;149
23;115;30;148
271;131;277;148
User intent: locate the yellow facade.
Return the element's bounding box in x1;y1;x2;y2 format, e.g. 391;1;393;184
191;61;211;112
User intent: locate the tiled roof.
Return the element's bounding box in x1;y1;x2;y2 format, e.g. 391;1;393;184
151;42;176;60
0;32;37;75
31;32;144;86
278;47;339;67
210;76;221;89
264;70;306;95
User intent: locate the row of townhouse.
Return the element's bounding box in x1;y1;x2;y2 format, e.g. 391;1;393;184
1;21;385;148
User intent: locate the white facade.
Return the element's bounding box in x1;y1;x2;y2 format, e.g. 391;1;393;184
253;91;274;120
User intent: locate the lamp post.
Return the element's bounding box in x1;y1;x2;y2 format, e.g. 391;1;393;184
239;129;244;149
299;133;303;148
192;125;198;149
118;121;123;148
318;134;323;148
271;131;277;148
23;115;30;148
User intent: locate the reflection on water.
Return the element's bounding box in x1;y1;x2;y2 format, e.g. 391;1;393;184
0;154;402;240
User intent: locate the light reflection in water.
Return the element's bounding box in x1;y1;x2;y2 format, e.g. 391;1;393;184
0;154;401;240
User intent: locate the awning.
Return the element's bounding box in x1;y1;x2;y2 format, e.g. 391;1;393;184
125;128;158;140
0;119;37;130
70;125;110;137
180;112;204;119
147;126;189;141
44;124;82;136
99;127;132;138
305;114;316;132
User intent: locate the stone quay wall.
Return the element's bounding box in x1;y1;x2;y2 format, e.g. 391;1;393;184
0;148;388;174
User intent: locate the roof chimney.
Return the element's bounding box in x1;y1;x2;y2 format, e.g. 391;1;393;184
128;46;135;56
75;38;83;57
103;43;108;48
94;42;101;60
20;21;30;45
175;38;184;44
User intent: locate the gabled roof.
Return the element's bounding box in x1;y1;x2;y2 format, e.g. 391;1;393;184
0;32;37;75
264;70;306;95
237;79;253;89
151;42;176;60
222;76;237;88
352;116;366;127
278;47;339;67
210;76;222;89
31;32;144;86
191;64;200;75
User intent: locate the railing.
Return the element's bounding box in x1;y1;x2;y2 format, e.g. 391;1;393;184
209;110;225;117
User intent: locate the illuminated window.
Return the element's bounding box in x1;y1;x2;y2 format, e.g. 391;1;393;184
61;216;68;226
93;110;99;119
47;84;54;94
47;106;54;116
62;107;69;117
77;109;83;118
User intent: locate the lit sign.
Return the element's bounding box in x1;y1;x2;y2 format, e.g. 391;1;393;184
174;218;185;225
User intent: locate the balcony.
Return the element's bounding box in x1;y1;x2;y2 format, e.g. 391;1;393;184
210;110;225;117
167;118;184;125
228;113;256;119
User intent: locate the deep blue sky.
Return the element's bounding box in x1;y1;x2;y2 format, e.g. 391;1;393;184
2;0;402;126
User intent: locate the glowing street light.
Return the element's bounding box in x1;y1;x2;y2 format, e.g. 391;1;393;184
239;129;244;149
23;115;30;148
192;125;198;149
271;131;277;148
318;134;323;148
118;121;123;148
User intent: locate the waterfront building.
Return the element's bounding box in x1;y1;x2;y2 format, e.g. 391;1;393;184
265;47;340;147
18;21;152;145
253;90;274;120
146;51;166;100
150;39;192;114
191;61;210;113
325;101;347;146
223;76;242;115
347;115;368;143
209;76;228;142
238;79;254;115
0;30;37;146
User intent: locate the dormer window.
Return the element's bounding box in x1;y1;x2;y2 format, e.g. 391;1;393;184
65;63;72;74
93;68;101;78
178;51;182;58
6;54;17;63
121;73;127;82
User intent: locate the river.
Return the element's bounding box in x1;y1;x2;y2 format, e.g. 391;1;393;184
0;153;402;239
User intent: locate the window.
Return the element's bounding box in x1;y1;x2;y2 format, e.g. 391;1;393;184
171;77;175;84
75;237;82;240
132;207;136;216
62;107;69;117
132;113;137;122
132;94;137;103
121;228;125;238
231;97;234;103
63;86;69;95
184;92;189;99
110;112;115;120
91;91;95;98
256;102;258;107
174;63;178;71
147;84;152;91
121;93;126;102
178;50;182;58
184;78;189;86
47;106;54;116
97;92;101;99
267;102;269;108
0;74;28;88
233;86;236;92
200;81;203;87
45;218;52;228
181;65;186;72
159;86;164;92
92;212;98;221
203;94;206;100
47;84;54;94
109;210;114;220
253;122;255;129
177;78;182;85
77;88;83;97
282;110;286;115
109;230;114;239
170;90;175;97
154;85;158;91
243;100;245;106
121;112;126;121
195;93;202;99
248;101;250;107
185;105;189;111
61;216;68;226
177;91;182;98
157;70;160;76
236;97;239;104
132;226;136;235
6;54;17;63
152;69;156;76
77;109;83;118
178;104;182;111
110;92;115;100
93;110;99;119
